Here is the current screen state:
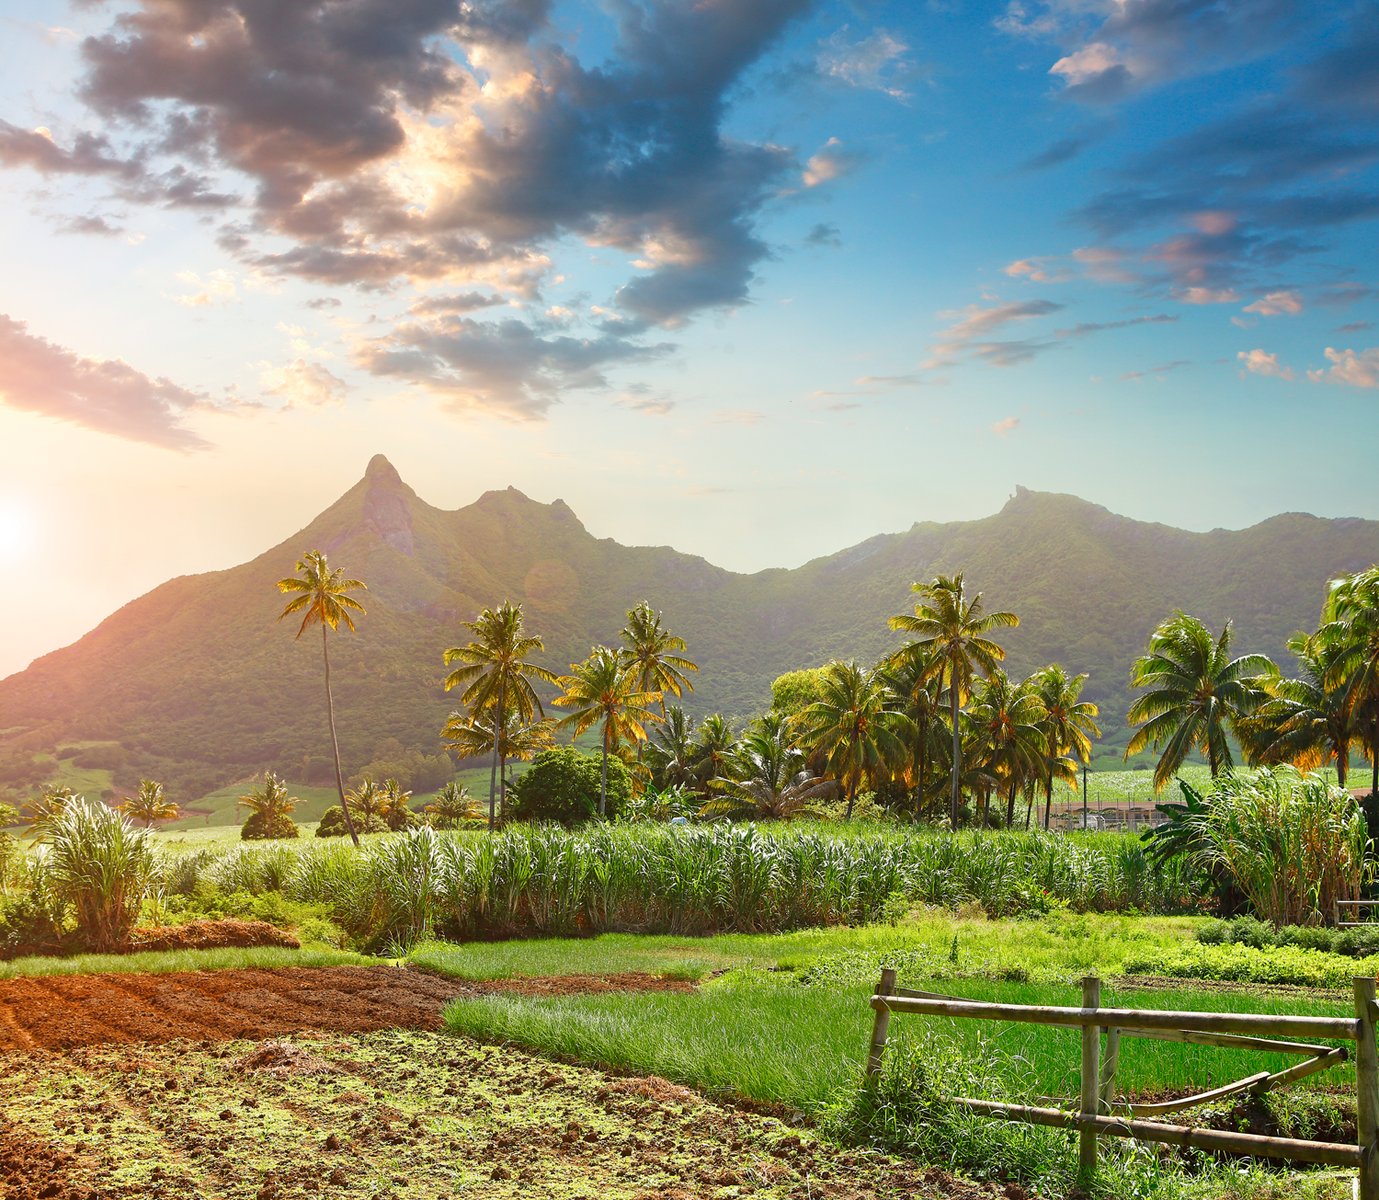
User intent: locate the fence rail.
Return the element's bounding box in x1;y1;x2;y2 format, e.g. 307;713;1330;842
864;968;1379;1193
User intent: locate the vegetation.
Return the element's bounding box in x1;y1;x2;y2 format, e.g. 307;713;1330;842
118;778;179;827
276;549;367;845
508;748;632;825
237;772;301;841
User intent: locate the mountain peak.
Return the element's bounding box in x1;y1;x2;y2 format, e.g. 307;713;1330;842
365;454;403;486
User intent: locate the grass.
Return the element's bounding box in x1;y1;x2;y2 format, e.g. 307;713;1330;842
0;944;370;979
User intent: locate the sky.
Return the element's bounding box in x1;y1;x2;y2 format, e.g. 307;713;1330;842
0;0;1376;678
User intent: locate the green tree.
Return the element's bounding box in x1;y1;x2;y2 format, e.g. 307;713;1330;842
424;782;481;829
969;670;1047;827
690;714;735;794
509;747;633;825
645;704;698;791
442;602;558;831
1127;612;1276;790
794;660;914;818
619;601;697;717
22;784;79;839
553;646;662;816
880;650;944;819
705;725;835;821
1033;665;1101;830
1319;567;1379;797
888;573;1019;827
440;710;556;819
118;779;179;828
238;772;300;840
276;549;367;846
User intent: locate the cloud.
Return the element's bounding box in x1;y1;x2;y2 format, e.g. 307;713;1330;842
816;27;916;99
1019;129;1101;171
1243;289;1303;316
1307;346;1379;389
58;214;123;236
1056;314;1177;337
1177;286;1241;305
408;292;503;317
805;222;841;247
1049;42;1133;103
926;298;1063;369
990;416;1020;436
1237;348;1295;380
1339;321;1373;334
171;269;239;308
0;313;210;449
1072;245;1136;285
261;359;348;407
802;138;862;188
1004;257;1058;283
616;384;674;416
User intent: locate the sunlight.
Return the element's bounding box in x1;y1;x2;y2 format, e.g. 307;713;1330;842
0;498;37;562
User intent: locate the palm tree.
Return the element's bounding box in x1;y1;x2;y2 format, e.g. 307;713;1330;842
969;671;1047;827
344;778;383;824
238;773;298;822
1033;666;1101;829
1319;567;1379;797
705;726;836;820
1126;612;1276;791
377;778;414;829
881;650;944;819
645;704;698;790
794;660;914;818
889;573;1019;827
276;550;367;846
22;784;80;839
440;710;555;819
690;714;735;795
424;782;482;829
1241;632;1359;786
553;646;662;816
442;602;558;831
119;779;179;828
619;601;698;718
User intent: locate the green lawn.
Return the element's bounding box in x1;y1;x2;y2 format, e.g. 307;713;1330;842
0;944;369;980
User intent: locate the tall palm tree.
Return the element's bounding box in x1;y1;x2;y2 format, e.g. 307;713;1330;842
1033;665;1101;829
705;726;836;821
1241;632;1358;786
442;602;558;831
619;601;698;718
276;550;367;846
1319;567;1379;797
440;710;556;819
889;573;1019;827
645;704;697;790
1126;612;1276;791
969;671;1047;827
881;650;944;819
794;660;914;818
553;646;662;816
690;713;735;795
238;772;298;823
119;779;179;828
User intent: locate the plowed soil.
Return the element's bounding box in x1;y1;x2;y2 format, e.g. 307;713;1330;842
0;966;694;1053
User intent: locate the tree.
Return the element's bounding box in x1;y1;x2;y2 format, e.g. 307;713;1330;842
276;550;367;846
1319;567;1379;797
440;710;555;820
553;646;662;816
1240;632;1359;786
442;602;558;831
794;660;913;818
509;747;633;825
424;782;482;829
690;714;735;794
118;779;179;828
238;772;300;840
969;670;1047;827
619;601;697;717
645;705;698;791
881;650;944;819
21;784;80;839
705;725;835;821
377;778;416;831
1126;612;1276;791
889;573;1019;827
1033;665;1101;829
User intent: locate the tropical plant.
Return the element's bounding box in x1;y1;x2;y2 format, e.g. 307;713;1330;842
442;602;558;831
644;705;698;791
968;671;1047;827
1032;666;1101;830
238;772;301;841
888;573;1018;827
508;747;633;825
41;797;156;951
440;710;555;820
690;713;736;794
880;651;945;819
623;784;700;823
1127;612;1276;790
619;601;698;718
21;784;79;839
554;646;662;816
794;660;914;818
424;782;482;829
119;779;179;828
1318;566;1379;797
705;727;836;821
377;778;417;831
276;549;367;845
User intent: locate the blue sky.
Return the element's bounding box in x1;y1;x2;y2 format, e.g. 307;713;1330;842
0;0;1376;674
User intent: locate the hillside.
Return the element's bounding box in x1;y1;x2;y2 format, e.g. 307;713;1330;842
0;455;1375;800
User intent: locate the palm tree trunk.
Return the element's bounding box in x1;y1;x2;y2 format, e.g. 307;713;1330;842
915;722;926;820
487;677;504;833
322;624;359;847
1338;737;1349;790
600;722;609;817
1043;775;1053;831
1371;713;1378;798
1005;777;1017;827
949;682;961;829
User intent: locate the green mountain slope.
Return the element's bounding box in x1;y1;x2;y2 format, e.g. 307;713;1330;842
1;457;1375;799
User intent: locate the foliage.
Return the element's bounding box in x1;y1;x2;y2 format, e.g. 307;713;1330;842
39;797;156;951
118;779;179;827
508;747;631;825
768;667;829;718
618;600;697;711
704;725;835;821
423;782;483;829
238;772;300;840
315;804;389;838
240;810;300;840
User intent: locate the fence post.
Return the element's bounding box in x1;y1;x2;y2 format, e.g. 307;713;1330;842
1100;1026;1120;1108
866;967;898;1087
1080;975;1101;1174
1356;977;1379;1200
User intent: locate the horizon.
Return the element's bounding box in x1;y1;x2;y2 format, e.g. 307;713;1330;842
1;1;1377;677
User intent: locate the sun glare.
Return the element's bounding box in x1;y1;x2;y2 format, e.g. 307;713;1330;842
0;499;37;562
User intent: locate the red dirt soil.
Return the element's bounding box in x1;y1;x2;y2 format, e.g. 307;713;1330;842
127;919;301;952
0;966;693;1053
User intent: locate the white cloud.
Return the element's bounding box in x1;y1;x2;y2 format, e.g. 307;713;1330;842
991;416;1021;436
1178;286;1241;305
802;137;860;188
817;28;916;100
1237;348;1294;380
1307;346;1379;389
1049;42;1126;87
1243;290;1303;316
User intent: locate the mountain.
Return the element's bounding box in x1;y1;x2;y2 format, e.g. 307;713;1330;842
1;456;1376;801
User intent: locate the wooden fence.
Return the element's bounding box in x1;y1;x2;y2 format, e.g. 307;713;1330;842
864;969;1379;1194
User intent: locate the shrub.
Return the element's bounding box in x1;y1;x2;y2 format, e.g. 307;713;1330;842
0;890;69;959
509;748;631;825
241;810;300;840
315;805;389;838
40;798;156;951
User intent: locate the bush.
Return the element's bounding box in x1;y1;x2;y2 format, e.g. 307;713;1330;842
315;805;390;838
241;810;300;840
509;748;631;825
0;890;69;959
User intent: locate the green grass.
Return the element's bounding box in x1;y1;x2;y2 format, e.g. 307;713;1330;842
0;944;370;979
31;753;116;800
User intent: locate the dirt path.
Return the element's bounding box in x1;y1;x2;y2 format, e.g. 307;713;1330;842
0;966;694;1053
